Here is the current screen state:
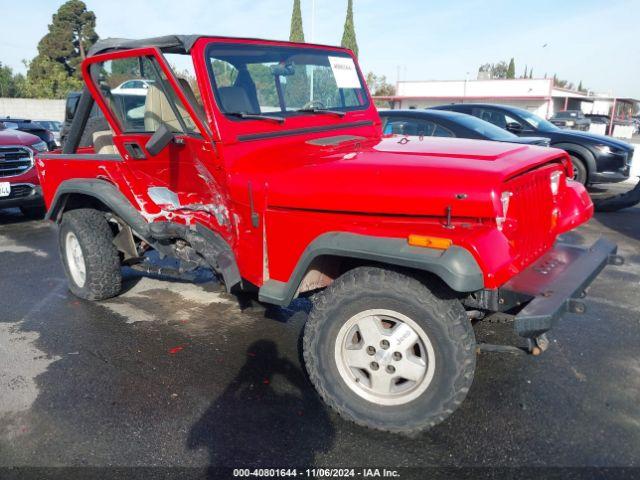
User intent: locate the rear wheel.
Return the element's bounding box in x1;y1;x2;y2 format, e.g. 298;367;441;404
569;155;588;185
303;266;476;435
59;208;122;300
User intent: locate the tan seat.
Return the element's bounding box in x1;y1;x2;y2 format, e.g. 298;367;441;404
144;84;183;132
144;82;200;133
93;130;116;155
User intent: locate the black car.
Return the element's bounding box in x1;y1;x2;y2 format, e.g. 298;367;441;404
549;110;591;131
380;109;550;146
432;104;634;185
2;117;57;150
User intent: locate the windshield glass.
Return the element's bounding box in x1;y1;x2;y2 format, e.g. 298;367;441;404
206;43;369;118
518;109;558;132
451;114;516;140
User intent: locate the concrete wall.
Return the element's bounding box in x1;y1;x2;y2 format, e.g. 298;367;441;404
0;98;65;122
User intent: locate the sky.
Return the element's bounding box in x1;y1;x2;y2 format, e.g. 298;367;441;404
1;0;639;98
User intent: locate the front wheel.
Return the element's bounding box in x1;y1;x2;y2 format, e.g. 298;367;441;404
569;155;588;185
59;208;122;300
303;267;476;435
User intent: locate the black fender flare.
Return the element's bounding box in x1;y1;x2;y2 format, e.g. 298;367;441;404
551;142;596;176
46;179;150;235
258;232;484;306
46;179;241;290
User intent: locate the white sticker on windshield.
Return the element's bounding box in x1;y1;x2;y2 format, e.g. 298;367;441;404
329;56;361;89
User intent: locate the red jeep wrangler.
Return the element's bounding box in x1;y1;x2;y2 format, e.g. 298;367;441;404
36;35;620;434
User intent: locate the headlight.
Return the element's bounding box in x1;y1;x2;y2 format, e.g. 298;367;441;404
595;144;613;155
550;170;562;195
496;191;513;231
30;141;48;152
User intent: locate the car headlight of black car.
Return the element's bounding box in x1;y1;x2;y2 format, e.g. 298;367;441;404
594;144;625;155
30;141;48;152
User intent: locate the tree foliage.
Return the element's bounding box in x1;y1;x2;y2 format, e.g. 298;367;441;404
289;0;305;43
366;71;395;108
26;0;98;98
0;63;26;97
507;58;515;79
478;61;509;79
341;0;359;57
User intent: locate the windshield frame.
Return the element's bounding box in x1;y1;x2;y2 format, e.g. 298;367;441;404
204;42;370;122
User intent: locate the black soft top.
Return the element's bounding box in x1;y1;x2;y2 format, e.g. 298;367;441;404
87;35;201;57
87;35;343;57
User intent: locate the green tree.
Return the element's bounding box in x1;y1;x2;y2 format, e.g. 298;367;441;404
0;62;25;97
529;69;533;79
507;58;515;79
341;0;359;57
27;0;98;98
22;56;83;98
522;65;527;79
478;61;509;79
366;72;395;107
289;0;305;42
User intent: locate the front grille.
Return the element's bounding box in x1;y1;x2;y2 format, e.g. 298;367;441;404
5;184;34;199
503;164;560;270
0;146;33;178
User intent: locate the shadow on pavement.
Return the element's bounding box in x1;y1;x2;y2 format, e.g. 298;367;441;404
187;340;334;473
0;208;39;226
594;208;640;243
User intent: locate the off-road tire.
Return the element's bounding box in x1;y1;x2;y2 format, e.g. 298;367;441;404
59;208;122;300
570;155;588;185
20;205;46;220
303;266;476;435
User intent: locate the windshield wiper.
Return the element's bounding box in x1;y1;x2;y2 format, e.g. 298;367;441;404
226;112;285;124
295;108;346;117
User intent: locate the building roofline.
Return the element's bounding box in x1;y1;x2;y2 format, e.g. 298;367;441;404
396;78;552;84
373;95;551;101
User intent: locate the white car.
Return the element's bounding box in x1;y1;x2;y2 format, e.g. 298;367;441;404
111;79;153;96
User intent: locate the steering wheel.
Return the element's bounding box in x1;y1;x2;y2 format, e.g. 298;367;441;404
302;100;326;110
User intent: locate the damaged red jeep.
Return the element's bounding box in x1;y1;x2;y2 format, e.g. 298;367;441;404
36;35;621;434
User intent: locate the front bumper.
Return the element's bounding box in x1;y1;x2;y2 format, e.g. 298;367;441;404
0;184;43;209
591;149;634;184
500;238;620;338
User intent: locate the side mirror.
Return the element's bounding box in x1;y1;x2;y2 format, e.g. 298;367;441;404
145;123;174;156
506;122;523;134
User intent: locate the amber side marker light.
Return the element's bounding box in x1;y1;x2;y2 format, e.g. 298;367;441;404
407;235;453;250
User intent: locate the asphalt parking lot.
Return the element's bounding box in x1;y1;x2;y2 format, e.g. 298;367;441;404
1;182;639;472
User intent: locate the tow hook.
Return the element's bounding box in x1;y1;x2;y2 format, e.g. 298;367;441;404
528;333;550;356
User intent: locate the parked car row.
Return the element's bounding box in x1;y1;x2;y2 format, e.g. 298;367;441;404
380;103;634;186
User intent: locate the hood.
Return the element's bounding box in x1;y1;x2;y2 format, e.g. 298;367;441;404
549;129;633;150
257;136;568;218
0;129;41;146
